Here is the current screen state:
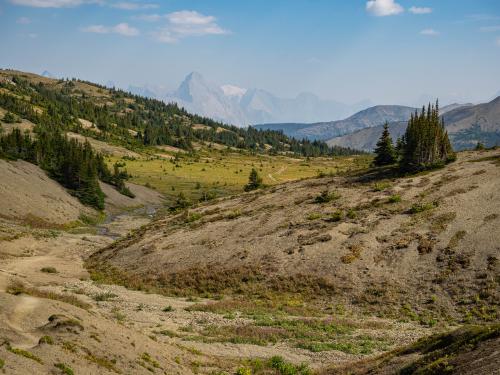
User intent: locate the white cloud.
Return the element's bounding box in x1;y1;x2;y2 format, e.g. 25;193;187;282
150;10;229;43
9;0;88;7
480;25;500;32
82;22;139;36
366;0;404;17
16;16;31;24
409;6;432;15
420;28;439;36
111;2;157;10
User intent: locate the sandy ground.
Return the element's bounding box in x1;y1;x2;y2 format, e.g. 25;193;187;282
66;132;141;158
0;159;94;226
1;150;498;374
91;150;500;322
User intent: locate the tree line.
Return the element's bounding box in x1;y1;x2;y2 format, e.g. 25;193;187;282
0;76;362;157
0;127;132;210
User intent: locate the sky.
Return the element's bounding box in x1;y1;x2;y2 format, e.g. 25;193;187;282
1;0;500;106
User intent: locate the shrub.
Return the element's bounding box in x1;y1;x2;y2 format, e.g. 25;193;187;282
185;212;202;223
54;363;74;375
7;345;43;364
373;182;391;191
236;368;252;375
2;112;20;123
306;212;322;220
325;210;343;222
199;190;216;202
388;194;401;203
314;190;340;203
93;291;118;301
410;201;437;214
39;335;54;345
226;210;242;220
346;209;357;219
162;305;174;312
269;356;311;375
40;266;58;274
170;192;191;211
475;142;485;151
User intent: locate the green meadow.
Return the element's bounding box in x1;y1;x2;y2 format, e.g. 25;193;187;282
109;148;371;203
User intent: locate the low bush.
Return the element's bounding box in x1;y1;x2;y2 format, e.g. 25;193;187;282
54;363;74;375
315;190;341;203
409;201;437;214
325;210;343;222
388;194;401;203
93;291;118;301
373;182;391;191
40;266;57;274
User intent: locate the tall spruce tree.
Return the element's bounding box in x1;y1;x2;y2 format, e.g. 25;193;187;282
244;168;263;192
400;100;455;171
373;122;396;166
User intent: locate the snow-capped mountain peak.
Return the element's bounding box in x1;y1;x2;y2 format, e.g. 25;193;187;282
221;84;247;98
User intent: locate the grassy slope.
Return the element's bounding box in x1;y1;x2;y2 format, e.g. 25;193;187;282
108;150;371;201
324;324;500;375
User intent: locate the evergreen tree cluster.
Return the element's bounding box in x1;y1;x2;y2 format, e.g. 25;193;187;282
400;102;455;171
0;127;130;209
373;101;455;171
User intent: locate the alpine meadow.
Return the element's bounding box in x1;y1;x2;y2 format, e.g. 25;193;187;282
1;1;499;375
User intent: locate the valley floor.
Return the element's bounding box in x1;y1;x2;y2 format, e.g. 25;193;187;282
0;150;499;374
0;199;432;374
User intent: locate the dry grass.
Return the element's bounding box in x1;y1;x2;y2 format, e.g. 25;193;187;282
6;280;91;310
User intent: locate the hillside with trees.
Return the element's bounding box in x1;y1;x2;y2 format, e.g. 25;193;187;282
0;70;361;158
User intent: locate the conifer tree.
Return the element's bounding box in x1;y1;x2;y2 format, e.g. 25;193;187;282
400;100;455;171
373;122;396;166
244;168;263;192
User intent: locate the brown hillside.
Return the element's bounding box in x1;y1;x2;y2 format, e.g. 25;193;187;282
88;149;500;322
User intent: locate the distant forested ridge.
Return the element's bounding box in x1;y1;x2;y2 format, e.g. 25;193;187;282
0;73;362;157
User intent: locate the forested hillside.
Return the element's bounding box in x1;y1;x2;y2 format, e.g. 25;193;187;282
0;70;360;157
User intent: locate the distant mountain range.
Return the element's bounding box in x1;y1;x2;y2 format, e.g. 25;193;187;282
117;71;500;152
254;105;417;140
327;99;500;151
127;72;371;126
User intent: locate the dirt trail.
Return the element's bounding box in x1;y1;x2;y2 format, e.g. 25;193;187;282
268;165;287;182
4;295;40;349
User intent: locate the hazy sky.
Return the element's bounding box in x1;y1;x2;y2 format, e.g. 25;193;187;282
1;0;500;105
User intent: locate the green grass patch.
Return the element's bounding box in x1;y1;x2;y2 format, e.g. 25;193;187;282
7;345;43;364
315;190;341;203
7;281;90;310
109;150;371;204
409;201;438;214
388;194;401;203
238;356;311;375
54;363;74;375
93;291;118;301
39;335;54;345
373;182;391;191
306;212;322;220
